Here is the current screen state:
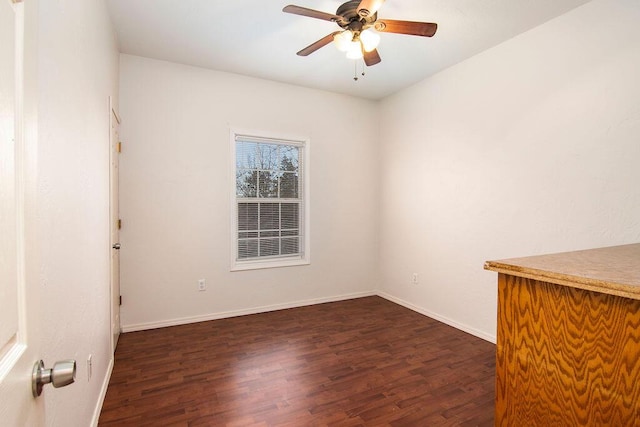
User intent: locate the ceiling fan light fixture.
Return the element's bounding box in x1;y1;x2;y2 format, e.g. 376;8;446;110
345;41;363;59
359;29;380;52
333;30;354;52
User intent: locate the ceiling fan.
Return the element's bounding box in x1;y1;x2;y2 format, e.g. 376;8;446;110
282;0;437;66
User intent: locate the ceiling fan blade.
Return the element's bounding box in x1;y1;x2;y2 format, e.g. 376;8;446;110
363;48;381;66
283;5;340;22
297;32;341;56
375;19;438;37
357;0;386;17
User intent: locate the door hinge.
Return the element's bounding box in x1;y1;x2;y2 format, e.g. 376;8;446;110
117;219;122;230
119;295;122;306
117;141;122;153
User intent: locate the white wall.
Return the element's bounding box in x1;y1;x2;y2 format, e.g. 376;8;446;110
378;0;640;342
33;0;119;425
118;55;379;330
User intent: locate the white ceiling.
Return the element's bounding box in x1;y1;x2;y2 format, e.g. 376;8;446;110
105;0;591;100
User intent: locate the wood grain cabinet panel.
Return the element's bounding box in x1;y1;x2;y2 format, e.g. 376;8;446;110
486;244;640;426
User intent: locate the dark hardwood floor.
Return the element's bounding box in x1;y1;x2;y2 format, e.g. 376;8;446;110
99;296;495;426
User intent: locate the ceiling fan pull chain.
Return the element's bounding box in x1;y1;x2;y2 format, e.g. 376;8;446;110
353;60;366;82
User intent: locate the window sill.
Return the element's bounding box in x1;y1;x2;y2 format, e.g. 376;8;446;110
231;257;310;272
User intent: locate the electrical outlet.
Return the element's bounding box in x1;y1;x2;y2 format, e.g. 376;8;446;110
198;279;206;291
411;273;419;285
87;354;92;381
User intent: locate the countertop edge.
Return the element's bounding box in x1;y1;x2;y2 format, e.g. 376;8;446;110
484;260;640;301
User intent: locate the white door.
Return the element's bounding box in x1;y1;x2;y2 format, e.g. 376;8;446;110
110;102;121;352
0;0;45;424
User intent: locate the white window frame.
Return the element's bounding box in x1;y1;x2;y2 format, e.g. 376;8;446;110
230;128;310;271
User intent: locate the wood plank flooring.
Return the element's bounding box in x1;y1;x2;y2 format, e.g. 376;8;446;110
99;296;495;426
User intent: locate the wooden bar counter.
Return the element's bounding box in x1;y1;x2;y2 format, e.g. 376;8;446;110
485;244;640;426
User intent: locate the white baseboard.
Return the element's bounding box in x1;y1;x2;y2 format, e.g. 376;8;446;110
121;290;495;343
375;291;496;344
90;356;114;427
121;291;376;333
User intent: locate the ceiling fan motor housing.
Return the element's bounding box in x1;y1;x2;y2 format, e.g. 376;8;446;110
336;0;378;32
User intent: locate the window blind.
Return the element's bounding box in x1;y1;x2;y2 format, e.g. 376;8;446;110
235;137;304;261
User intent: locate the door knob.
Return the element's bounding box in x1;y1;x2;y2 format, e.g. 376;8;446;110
112;243;121;250
32;359;76;397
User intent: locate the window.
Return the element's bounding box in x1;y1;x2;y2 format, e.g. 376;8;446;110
231;131;310;270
